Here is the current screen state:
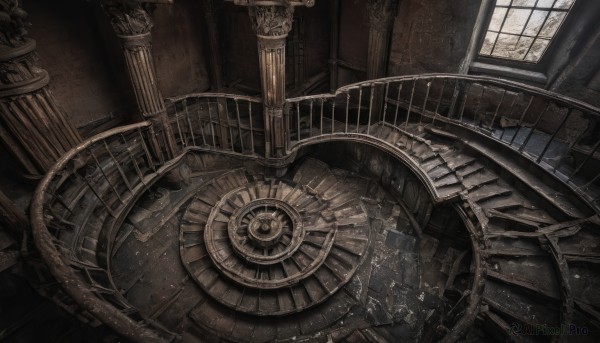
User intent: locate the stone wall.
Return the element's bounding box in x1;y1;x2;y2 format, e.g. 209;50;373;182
388;0;479;75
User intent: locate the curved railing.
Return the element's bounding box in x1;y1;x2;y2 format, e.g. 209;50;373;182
285;73;600;212
30;74;600;342
165;92;264;156
31;93;265;342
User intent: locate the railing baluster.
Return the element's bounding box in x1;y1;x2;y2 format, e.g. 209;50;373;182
569;136;600;181
489;89;507;130
224;99;234;152
88;147;124;205
309;100;313;138
103;141;133;193
432;78;447;127
458;83;471;123
404;79;416;129
121;134;146;186
448;79;461;119
345;93;350;133
174;103;186;147
519;102;549;153
234;99;244;153
510;95;534;146
248;102;255;153
536;108;573;163
472;85;486;126
331;100;335;135
500;93;519;141
296;102;301;141
207;98;217;148
76;169;115;218
393;82;403;127
184;99;196;147
137;128;157;172
378;82;390;138
195;99;207;147
159;125;173;160
147;126;165;165
419;81;431;126
356;87;363;133
367;83;374;135
320;98;324;136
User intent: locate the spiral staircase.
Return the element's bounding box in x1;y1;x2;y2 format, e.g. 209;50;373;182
25;74;600;342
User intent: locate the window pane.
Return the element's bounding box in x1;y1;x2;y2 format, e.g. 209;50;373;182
539;11;566;38
513;0;537;6
502;9;532;34
480;32;499;55
478;0;575;62
523;10;549;36
524;38;550;61
554;0;575;9
493;34;534;60
537;0;555;7
489;7;508;31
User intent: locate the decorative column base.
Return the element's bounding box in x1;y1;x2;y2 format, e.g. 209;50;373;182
0;39;81;178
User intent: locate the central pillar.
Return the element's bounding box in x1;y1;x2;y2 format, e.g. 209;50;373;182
250;5;293;158
234;0;314;158
102;0;177;156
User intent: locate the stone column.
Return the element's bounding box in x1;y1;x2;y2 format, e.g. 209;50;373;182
0;0;82;178
102;0;177;155
234;0;314;158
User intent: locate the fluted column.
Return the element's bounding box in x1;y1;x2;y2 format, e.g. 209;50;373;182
0;0;82;178
234;0;314;158
102;0;177;155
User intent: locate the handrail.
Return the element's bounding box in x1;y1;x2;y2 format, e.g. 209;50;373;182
166;92;263;103
29;74;600;343
286;73;600;212
31;121;165;343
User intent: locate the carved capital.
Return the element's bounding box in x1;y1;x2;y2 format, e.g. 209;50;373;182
366;0;399;32
0;0;29;50
233;0;314;7
248;5;294;37
102;1;154;37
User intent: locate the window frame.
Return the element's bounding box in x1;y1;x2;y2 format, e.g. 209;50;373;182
468;0;583;85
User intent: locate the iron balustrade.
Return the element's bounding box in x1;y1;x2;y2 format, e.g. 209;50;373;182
30;73;600;343
165;93;264;156
285;73;600;211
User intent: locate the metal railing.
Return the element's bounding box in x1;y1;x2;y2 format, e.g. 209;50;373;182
286;74;600;210
165;93;263;156
29;74;600;342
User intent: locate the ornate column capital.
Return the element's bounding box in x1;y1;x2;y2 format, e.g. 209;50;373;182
366;0;400;32
0;1;48;96
232;0;314;7
102;1;154;39
248;5;294;38
0;0;29;51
